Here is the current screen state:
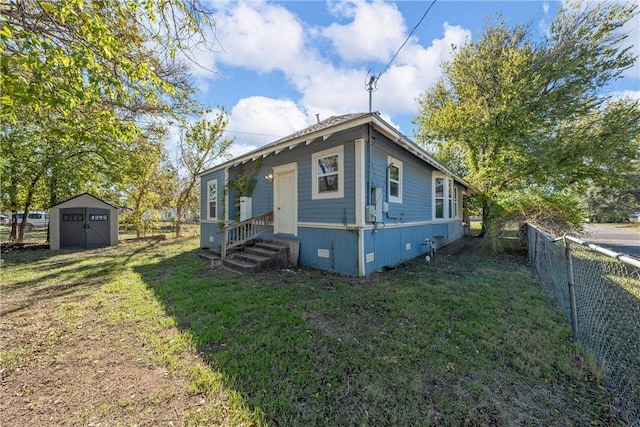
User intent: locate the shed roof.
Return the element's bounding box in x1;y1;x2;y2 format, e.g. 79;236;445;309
200;112;470;189
49;192;117;209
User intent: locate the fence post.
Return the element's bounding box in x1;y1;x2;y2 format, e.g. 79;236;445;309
564;237;579;342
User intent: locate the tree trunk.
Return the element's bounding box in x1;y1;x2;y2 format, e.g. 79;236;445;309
46;175;59;243
174;181;195;238
175;203;183;238
17;184;38;242
478;199;491;238
8;173;19;241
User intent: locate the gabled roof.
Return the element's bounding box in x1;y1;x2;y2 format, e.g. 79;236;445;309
49;192;117;209
200;112;470;188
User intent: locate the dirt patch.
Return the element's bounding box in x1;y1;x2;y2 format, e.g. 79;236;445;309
119;235;167;243
0;242;49;254
0;277;214;426
305;311;350;342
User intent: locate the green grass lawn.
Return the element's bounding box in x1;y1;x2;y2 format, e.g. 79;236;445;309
0;236;627;426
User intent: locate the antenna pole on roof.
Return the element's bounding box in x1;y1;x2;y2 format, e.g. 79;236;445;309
365;71;378;113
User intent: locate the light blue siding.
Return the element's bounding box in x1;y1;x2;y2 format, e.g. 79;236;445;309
432;222;449;236
199;169;226;249
223;126;363;226
297;227;359;276
297;129;361;224
367;130;432;223
200;222;223;249
362;224;432;274
362;219;465;275
433;219;465;249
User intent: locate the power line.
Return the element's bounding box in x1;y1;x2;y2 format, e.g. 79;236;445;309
377;0;437;82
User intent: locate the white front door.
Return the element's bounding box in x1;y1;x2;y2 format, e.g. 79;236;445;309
273;162;297;235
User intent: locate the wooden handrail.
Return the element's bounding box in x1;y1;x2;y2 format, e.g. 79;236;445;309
221;211;274;259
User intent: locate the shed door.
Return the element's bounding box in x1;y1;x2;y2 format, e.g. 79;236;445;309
86;208;110;249
60;208;86;249
60;208;110;249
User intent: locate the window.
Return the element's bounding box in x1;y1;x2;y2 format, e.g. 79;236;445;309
434;177;445;219
319;156;338;192
207;180;218;219
63;214;83;221
387;157;402;203
434;175;458;220
89;214;108;221
312;145;344;199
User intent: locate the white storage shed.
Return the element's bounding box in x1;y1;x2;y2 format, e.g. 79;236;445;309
50;193;118;250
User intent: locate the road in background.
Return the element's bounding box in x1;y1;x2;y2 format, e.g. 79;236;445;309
580;224;640;259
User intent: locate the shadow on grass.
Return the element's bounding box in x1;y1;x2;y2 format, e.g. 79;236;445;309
0;241;162;316
136;237;623;426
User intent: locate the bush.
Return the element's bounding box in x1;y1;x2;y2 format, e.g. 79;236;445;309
487;189;584;252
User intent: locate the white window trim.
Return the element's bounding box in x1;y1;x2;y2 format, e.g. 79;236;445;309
312;145;344;200
433;174;455;221
207;179;218;220
448;178;453;219
454;186;459;219
387;156;402;204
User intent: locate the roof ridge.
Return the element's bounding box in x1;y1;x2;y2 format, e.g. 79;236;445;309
271;112;369;145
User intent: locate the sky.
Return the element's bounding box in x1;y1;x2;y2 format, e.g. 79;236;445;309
182;0;640;158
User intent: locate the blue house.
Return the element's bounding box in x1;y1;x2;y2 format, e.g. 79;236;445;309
199;112;470;276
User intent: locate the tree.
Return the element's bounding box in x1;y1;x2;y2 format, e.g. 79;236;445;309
121;128;178;238
415;1;640;236
174;111;233;237
1;0;210;123
0;0;214;241
582;173;640;223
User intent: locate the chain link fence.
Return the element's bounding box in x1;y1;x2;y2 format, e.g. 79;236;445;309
528;224;640;424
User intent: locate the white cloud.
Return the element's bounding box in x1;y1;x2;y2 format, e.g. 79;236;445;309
181;2;472;151
365;22;470;115
300;65;370;115
609;90;640;102
226;96;309;154
169;0;639;164
299;22;469;118
321;0;407;63
212;2;305;73
200;5;471;144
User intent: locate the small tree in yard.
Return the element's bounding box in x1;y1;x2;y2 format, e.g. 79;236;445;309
122;127;178;238
175;111;233;237
415;1;640;239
